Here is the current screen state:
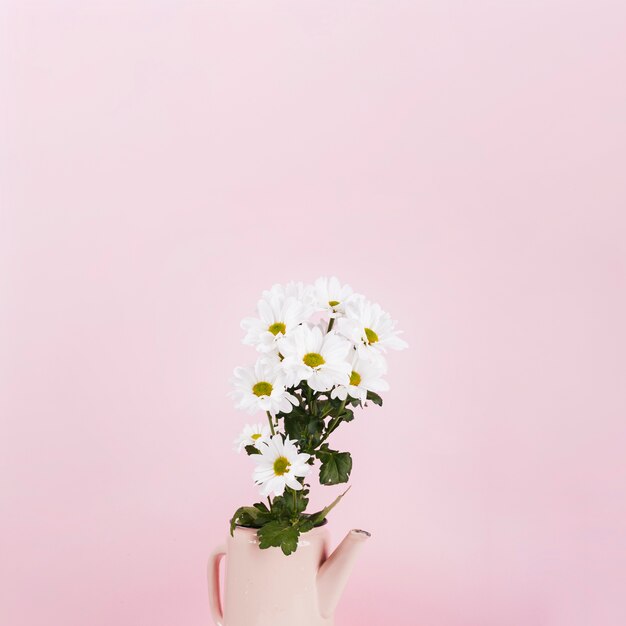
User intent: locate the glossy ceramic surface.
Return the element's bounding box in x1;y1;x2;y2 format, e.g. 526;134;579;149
208;525;369;626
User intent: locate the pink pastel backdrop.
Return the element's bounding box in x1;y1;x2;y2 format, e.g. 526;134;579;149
1;2;625;625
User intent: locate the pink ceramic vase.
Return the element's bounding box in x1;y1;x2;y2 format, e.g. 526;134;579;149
208;524;370;626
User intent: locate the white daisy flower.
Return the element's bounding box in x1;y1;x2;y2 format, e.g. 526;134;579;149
234;423;272;453
253;434;311;497
337;297;407;359
241;292;310;353
231;359;299;415
256;350;282;370
330;353;389;403
314;276;355;317
264;281;317;313
278;324;352;392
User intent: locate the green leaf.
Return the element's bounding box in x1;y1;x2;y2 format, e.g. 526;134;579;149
366;391;383;406
230;506;261;534
283;407;309;446
257;520;301;556
298;518;315;533
285;488;309;516
306;417;325;446
244;444;261;455
340;408;355;422
308;487;351;525
229;502;275;534
319;402;334;418
269;495;288;519
316;445;353;485
229;508;242;535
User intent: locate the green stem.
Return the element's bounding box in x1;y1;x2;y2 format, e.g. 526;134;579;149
297;391;306;408
327;317;335;332
266;411;275;436
306;384;315;415
319;398;347;445
322;417;342;444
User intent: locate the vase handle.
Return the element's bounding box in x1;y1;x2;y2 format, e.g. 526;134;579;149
207;544;226;626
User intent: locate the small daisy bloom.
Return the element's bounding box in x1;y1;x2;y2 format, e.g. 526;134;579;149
279;324;352;392
231;359;298;415
314;276;354;317
241;292;309;353
331;353;389;403
253;435;311;497
337;297;408;359
256;350;282;370
264;281;317;314
234;423;272;453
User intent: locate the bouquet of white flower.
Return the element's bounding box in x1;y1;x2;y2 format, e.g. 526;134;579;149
229;277;407;555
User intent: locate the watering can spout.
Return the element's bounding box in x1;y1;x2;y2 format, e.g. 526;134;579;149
317;529;371;618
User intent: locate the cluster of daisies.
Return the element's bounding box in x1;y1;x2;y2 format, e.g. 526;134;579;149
231;277;407;500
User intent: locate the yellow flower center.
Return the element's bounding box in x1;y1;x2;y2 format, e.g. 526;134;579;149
349;370;362;386
251;433;262;441
273;456;291;476
328;300;340;307
268;322;286;336
364;327;379;344
252;381;273;397
303;352;325;368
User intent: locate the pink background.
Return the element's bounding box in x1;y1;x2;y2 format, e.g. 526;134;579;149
1;2;625;625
